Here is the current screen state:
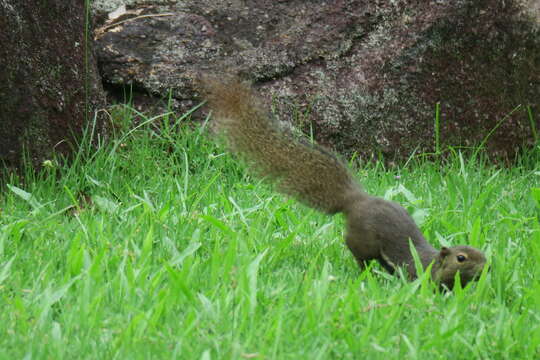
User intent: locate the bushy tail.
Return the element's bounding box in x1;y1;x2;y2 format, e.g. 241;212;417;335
199;76;364;214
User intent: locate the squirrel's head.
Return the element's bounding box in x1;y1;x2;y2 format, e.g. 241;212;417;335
433;245;486;290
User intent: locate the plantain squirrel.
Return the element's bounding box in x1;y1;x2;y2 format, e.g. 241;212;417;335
199;76;486;289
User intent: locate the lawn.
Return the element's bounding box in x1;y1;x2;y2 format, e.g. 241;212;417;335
1;106;539;359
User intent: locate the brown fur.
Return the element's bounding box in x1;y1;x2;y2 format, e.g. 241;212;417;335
199;76;486;289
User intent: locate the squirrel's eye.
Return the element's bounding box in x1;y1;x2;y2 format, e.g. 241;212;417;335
457;254;467;263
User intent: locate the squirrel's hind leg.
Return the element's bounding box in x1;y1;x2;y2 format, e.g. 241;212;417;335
345;231;382;272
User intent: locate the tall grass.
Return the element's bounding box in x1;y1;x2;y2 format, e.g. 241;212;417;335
1;105;539;359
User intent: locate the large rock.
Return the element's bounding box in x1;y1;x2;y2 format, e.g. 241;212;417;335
94;0;539;160
0;0;107;171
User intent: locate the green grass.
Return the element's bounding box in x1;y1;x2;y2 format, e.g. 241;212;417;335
1;105;539;359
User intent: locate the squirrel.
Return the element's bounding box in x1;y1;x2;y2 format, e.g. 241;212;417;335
199;76;487;290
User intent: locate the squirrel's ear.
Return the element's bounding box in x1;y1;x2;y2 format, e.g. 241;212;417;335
439;247;451;258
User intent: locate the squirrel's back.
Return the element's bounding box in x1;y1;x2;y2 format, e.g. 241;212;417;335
200;76;364;214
